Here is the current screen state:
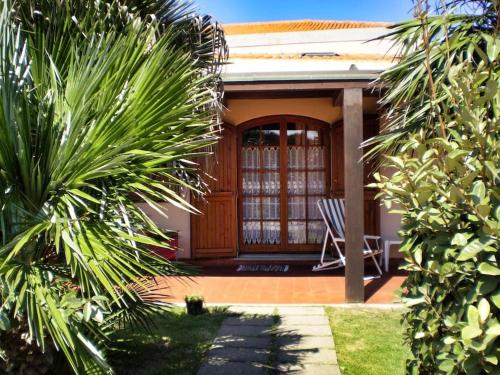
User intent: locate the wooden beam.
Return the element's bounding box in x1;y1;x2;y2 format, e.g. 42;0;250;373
225;81;374;93
225;89;341;100
343;88;365;303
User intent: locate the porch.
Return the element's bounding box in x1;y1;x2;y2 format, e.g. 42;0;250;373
158;261;406;304
143;21;403;303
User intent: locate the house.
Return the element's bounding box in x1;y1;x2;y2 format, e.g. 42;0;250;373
141;20;401;302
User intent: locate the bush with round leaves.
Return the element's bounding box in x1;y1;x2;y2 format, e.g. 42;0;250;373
370;1;499;373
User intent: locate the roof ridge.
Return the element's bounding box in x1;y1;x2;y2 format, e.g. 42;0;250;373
224;19;392;35
224;19;391;27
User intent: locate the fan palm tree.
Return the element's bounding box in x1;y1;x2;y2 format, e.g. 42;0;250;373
0;1;227;374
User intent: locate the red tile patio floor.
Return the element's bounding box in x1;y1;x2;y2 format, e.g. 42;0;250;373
156;263;406;304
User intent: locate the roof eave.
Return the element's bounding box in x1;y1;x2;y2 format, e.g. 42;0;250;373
222;70;382;83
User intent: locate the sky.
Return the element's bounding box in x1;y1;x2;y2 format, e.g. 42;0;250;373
195;0;415;24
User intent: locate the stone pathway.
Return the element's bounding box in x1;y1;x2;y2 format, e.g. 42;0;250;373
198;306;340;375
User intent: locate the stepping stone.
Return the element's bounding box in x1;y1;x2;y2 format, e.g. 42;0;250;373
276;324;332;337
198;305;340;375
277;335;334;350
278;348;338;364
207;347;269;363
280;315;329;326
276;307;325;316
224;316;275;326
198;361;267;375
214;335;271;349
217;324;273;337
277;363;341;375
227;306;275;315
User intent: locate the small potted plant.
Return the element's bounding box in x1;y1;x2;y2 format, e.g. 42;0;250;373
185;295;204;316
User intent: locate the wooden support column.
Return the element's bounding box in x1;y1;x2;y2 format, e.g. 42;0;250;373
343;88;365;303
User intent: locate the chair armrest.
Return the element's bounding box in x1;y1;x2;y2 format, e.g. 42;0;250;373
333;238;345;243
363;235;381;240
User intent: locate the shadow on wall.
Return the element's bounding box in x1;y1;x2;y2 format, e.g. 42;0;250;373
137;202;192;259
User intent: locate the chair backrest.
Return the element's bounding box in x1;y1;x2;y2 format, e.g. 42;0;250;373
318;198;345;239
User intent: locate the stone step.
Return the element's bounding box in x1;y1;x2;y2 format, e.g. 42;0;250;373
206;347;269;363
276;335;334;350
198;305;340;375
198;361;268;375
217;324;273;337
224;316;275;326
227;306;276;315
276;324;332;337
278;348;338;365
277;363;341;375
276;307;325;316
214;335;271;349
280;314;330;326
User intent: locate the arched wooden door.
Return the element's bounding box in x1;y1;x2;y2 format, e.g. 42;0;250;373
238;115;331;253
191;125;238;258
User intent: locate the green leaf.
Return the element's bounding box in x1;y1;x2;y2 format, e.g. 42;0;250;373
478;299;490;323
0;312;11;331
457;238;490;261
451;233;471;246
461;325;482;340
484;355;498;365
484;33;500;62
415;331;426;339
471;181;486;205
83;302;92;322
438;359;455;372
485;324;500;337
478;263;500;276
443;336;456;344
467;306;480;327
492;290;500;309
476;205;491;218
403;296;426;306
414;247;423;265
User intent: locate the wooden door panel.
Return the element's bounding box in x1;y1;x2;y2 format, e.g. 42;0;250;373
191;126;238;258
191;193;237;257
331;115;380;235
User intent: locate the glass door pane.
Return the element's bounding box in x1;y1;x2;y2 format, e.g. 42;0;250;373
305;126;327;244
287;122;307;244
240;119;329;251
287;122;328;245
242;124;281;246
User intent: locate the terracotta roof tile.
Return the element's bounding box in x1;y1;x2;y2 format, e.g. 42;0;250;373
224;20;391;35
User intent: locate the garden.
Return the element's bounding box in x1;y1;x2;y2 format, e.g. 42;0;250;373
0;0;498;374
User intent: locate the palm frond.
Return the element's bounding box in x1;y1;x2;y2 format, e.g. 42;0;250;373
0;0;226;373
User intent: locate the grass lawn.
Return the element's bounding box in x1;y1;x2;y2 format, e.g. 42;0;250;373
325;307;410;375
110;306;231;375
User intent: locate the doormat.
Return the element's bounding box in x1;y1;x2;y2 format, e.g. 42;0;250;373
237;264;289;273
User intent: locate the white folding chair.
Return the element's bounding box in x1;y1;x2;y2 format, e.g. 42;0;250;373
312;198;384;279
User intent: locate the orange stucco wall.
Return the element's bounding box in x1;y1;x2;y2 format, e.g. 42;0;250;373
224;96;379;125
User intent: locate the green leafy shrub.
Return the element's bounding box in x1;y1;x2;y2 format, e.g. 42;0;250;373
371;1;499;373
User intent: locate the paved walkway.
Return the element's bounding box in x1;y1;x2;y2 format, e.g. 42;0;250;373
198;306;339;375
